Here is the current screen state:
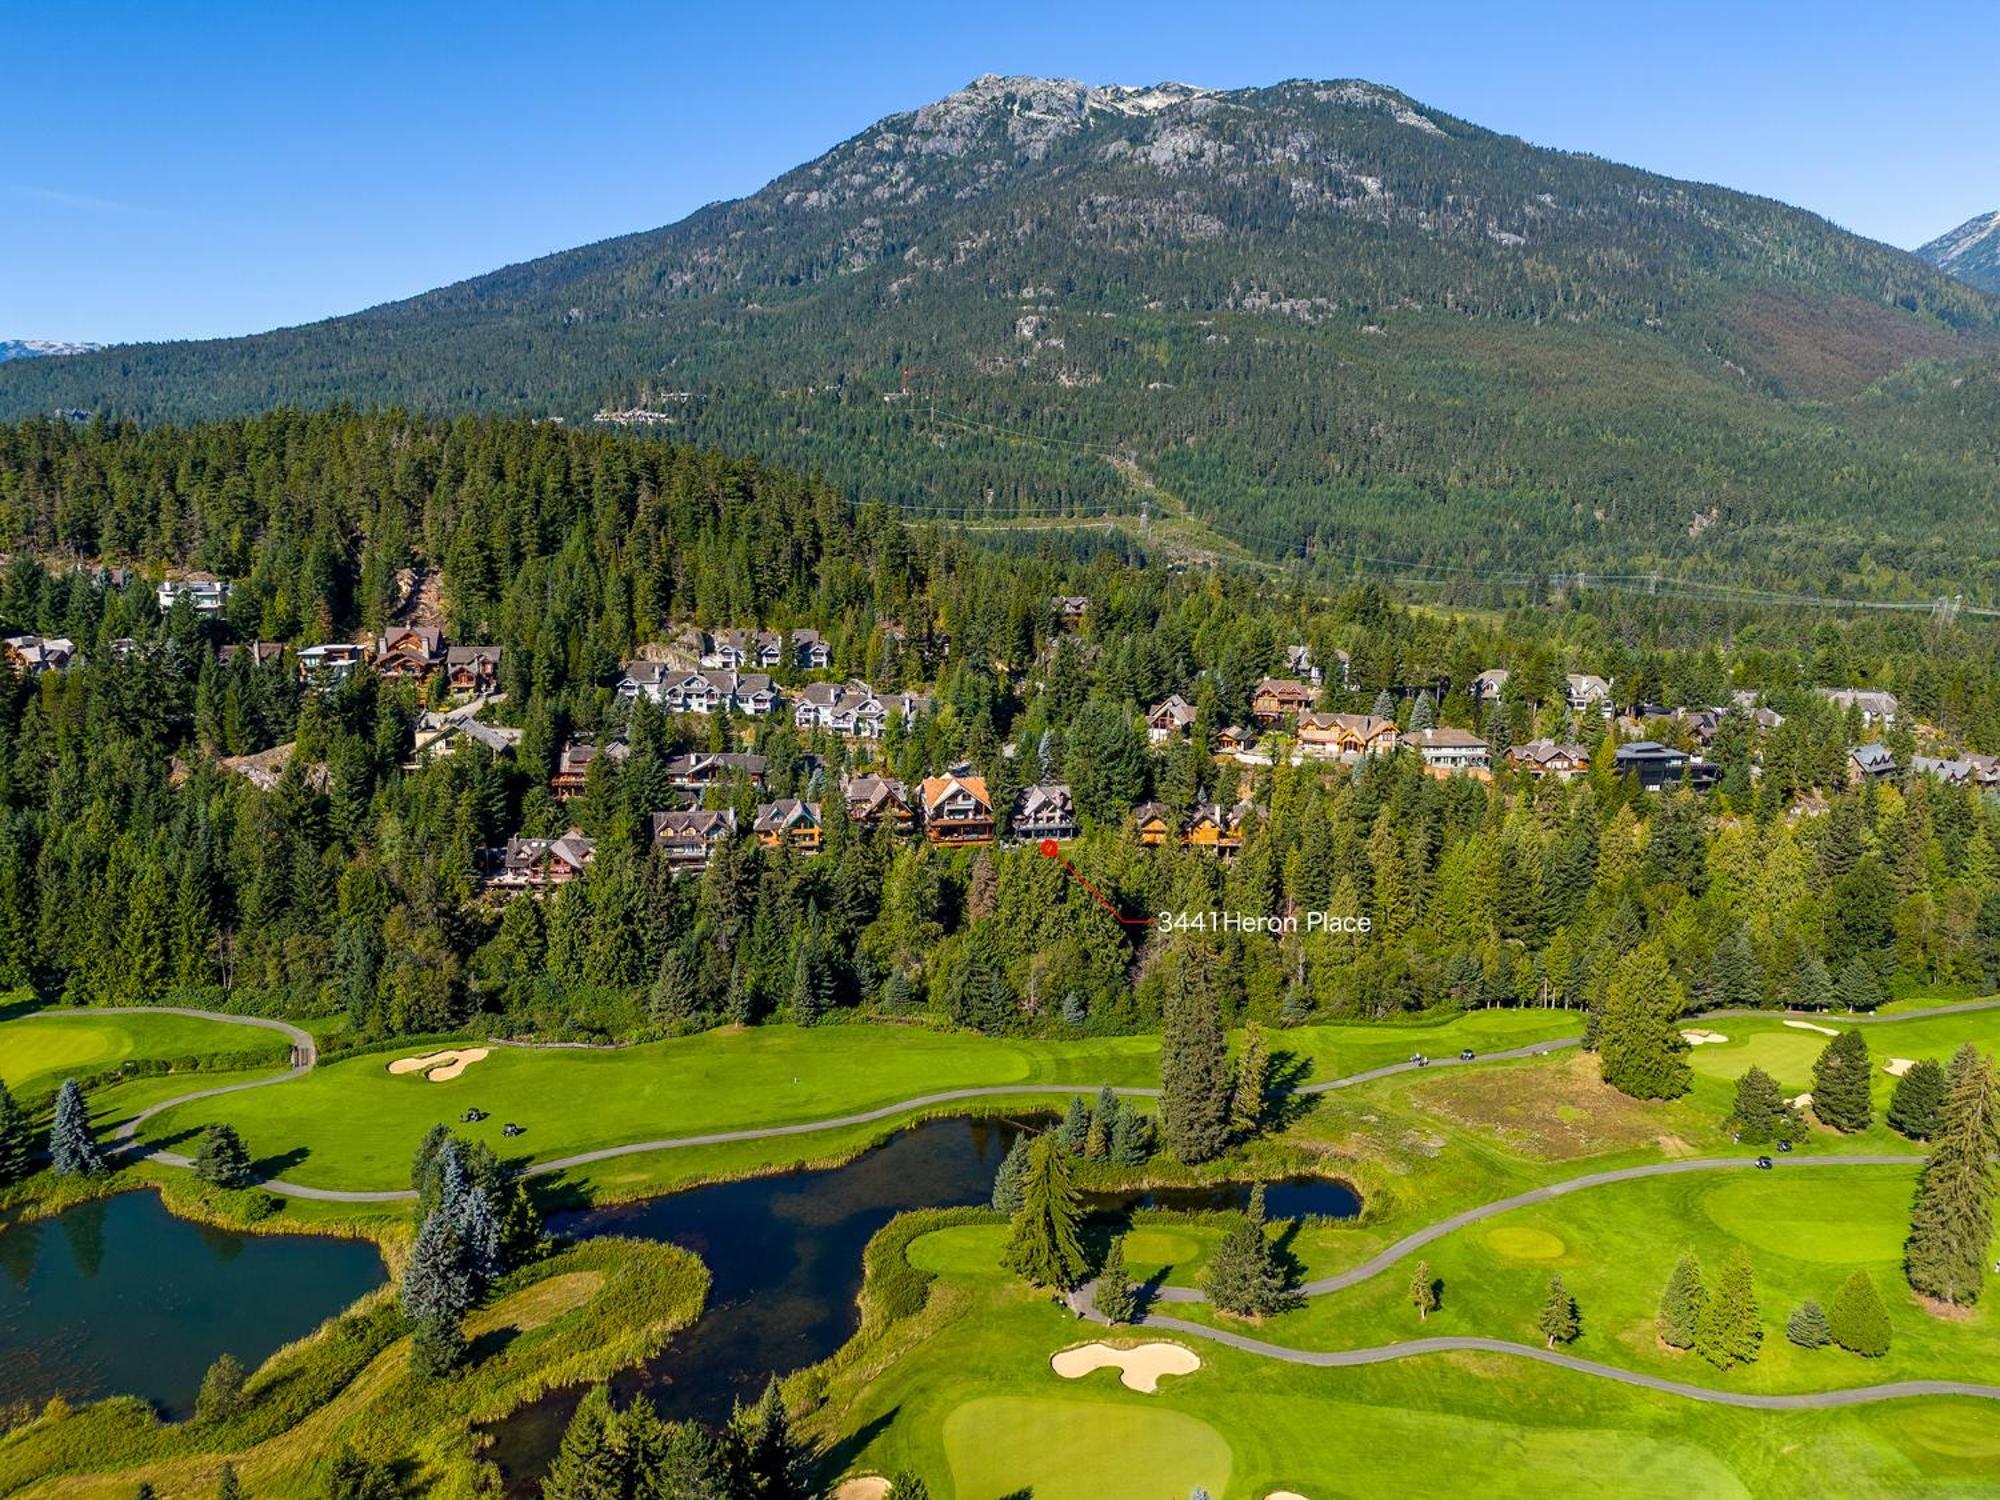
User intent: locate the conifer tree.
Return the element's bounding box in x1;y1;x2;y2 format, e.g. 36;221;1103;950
49;1079;104;1176
1202;1197;1297;1317
409;1310;467;1378
193;1123;254;1189
1786;1299;1831;1349
216;1462;242;1500
1829;1272;1892;1356
1694;1248;1761;1368
196;1351;246;1423
1410;1260;1439;1321
1658;1251;1705;1350
1728;1066;1800;1145
1538;1276;1579;1347
1596;944;1691;1100
541;1384;624;1498
1159;938;1232;1163
1109;1107;1153;1167
1905;1044;1999;1306
401;1205;476;1324
1003;1134;1088;1290
1834;956;1882;1012
1056;1095;1090;1154
1230;1021;1271;1137
989;1134;1029;1214
1810;1028;1873;1132
656;1418;735;1498
734;1378;808;1500
1096;1237;1138;1324
887;1474;930;1500
1708;928;1762;1009
1790;952;1835;1011
0;1078;32;1186
1887;1057;1948;1141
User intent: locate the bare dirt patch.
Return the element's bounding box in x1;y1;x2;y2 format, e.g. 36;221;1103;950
1410;1052;1678;1161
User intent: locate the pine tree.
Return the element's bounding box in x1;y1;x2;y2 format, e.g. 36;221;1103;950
1887;1057;1948;1141
887;1474;930;1500
655;1419;734;1499
401;1206;475;1324
1810;1028;1873;1132
216;1462;243;1500
1109;1107;1153;1167
542;1384;626;1498
1694;1248;1761;1368
195;1351;246;1423
1056;1096;1090;1154
0;1078;32;1186
49;1079;105;1176
1202;1201;1297;1317
324;1446;399;1500
989;1134;1029;1214
1159;938;1232;1163
649;944;697;1029
1708;928;1762;1008
1096;1237;1138;1324
193;1124;254;1189
1829;1271;1892;1356
1790;952;1835;1011
1658;1251;1705;1350
1905;1044;1999;1306
734;1378;808;1500
1003;1134;1089;1290
1596;944;1691;1100
1728;1066;1799;1145
1835;956;1882;1012
1786;1299;1832;1349
1230;1021;1270;1137
1410;1259;1439;1321
1538;1275;1579;1347
409;1311;467;1378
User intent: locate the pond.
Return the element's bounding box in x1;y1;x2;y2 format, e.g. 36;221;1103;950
485;1117;1361;1489
0;1190;387;1420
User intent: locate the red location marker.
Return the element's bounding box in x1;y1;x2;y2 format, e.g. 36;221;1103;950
1038;838;1060;857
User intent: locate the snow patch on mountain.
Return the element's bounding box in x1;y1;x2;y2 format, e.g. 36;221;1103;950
0;339;104;362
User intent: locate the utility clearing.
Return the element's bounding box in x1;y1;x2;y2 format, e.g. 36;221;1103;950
1051;1340;1201;1393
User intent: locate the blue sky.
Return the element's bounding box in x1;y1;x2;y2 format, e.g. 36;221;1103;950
8;0;1998;343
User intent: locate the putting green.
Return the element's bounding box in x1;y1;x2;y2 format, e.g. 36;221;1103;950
943;1396;1230;1500
1699;1175;1911;1264
907;1225;1009;1276
1121;1227;1203;1272
0;1010;287;1093
1686;1031;1825;1089
1483;1225;1567;1260
1893;1404;2000;1461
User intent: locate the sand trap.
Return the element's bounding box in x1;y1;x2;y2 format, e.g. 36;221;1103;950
1680;1029;1729;1046
1268;1493;1312;1500
1051;1340;1201;1393
831;1480;891;1500
1885;1057;1917;1077
386;1047;490;1082
1784;1019;1839;1036
1791;1092;1813;1111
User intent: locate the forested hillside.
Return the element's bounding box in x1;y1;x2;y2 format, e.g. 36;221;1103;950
7;77;2000;596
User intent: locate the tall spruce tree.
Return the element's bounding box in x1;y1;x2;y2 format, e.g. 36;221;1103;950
1056;1095;1091;1154
193;1124;254;1189
1596;944;1691;1100
1694;1248;1761;1368
1657;1251;1706;1350
1887;1057;1948;1141
990;1134;1029;1214
1810;1028;1873;1132
1003;1134;1088;1290
1202;1197;1297;1317
1829;1271;1892;1356
734;1378;808;1500
1905;1044;1999;1306
1728;1066;1799;1145
49;1079;104;1176
0;1078;32;1186
1230;1021;1271;1138
1158;938;1232;1163
1834;956;1882;1012
1708;928;1762;1008
1096;1237;1138;1324
1785;1299;1831;1349
541;1384;624;1499
1539;1275;1579;1347
1791;952;1835;1011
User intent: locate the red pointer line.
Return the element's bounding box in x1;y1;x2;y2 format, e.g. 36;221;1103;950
1038;839;1156;925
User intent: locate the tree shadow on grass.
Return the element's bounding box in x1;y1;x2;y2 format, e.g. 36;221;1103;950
249;1145;310;1180
810;1405;898;1490
1265;1048;1318;1130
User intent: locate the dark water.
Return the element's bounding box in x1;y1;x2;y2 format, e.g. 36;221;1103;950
0;1191;387;1420
486;1117;1362;1489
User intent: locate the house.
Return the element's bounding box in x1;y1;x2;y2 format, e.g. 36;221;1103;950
1565;673;1614;715
297;642;366;686
1213;724;1257;756
615;660;670;701
656;670;779;717
650;808;737;873
551;738;627;799
793;680;927;738
3;635;82;673
1185;800;1255;855
1297;712;1399;762
1130;801;1175;847
1251;677;1315;723
844;775;915;834
663;751;766;793
1614;740;1719;792
1848;742;1897;783
1820;688;1900;729
1147;695;1198;743
375;626;444;681
1912;753;2000;788
488;828;596;889
218;640;284;668
1470;668;1510;704
790;629;832;670
157;573;230;617
704;628;784;671
1282;644;1321;685
445;646;502;696
1050;595;1089;626
409;710;520;764
1011;783;1078;842
919;771;995;846
1401;725;1491;775
753;798;823;852
1508;739;1591;779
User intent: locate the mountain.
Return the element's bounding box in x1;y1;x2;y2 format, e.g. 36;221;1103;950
6;75;2000;595
0;339;103;362
1918;210;2000;295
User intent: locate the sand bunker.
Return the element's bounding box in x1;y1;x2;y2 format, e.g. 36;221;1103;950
1885;1057;1918;1077
1784;1019;1839;1036
1051;1340;1201;1393
1680;1029;1729;1046
831;1480;891;1500
1268;1493;1312;1500
1791;1092;1813;1111
387;1047;490;1082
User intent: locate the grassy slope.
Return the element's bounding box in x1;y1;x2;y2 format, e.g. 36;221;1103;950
0;1011;289;1095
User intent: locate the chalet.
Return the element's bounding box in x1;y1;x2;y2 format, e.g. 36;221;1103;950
1297;712;1399;762
1050;595;1089;626
657;670;780;717
1186;800;1255;855
1011;783;1078;842
1470;668;1510;704
219;640;284;668
1614;740;1719;792
1565;673;1614;715
1147;694;1198;743
1130;801;1175;847
1402;725;1491;775
663;751;766;793
1819;688;1900;729
410;710;520;764
753;798;823;852
790;629;833;670
157;573;229;617
1251;677;1315;723
1281;644;1321;684
650;808;737;873
919;771;995;846
704;628;784;671
445;646;502;696
375;626;445;681
297;642;366;686
1213;724;1257;756
488;828;596;890
793;680;926;738
615;660;670;701
843;775;915;834
1508;739;1591;779
3;635;81;673
1912;753;2000;788
1848;742;1897;783
551;738;627;800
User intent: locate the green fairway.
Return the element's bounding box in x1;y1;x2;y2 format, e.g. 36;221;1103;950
0;1009;289;1095
943;1396;1230;1500
1685;1006;2000;1102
